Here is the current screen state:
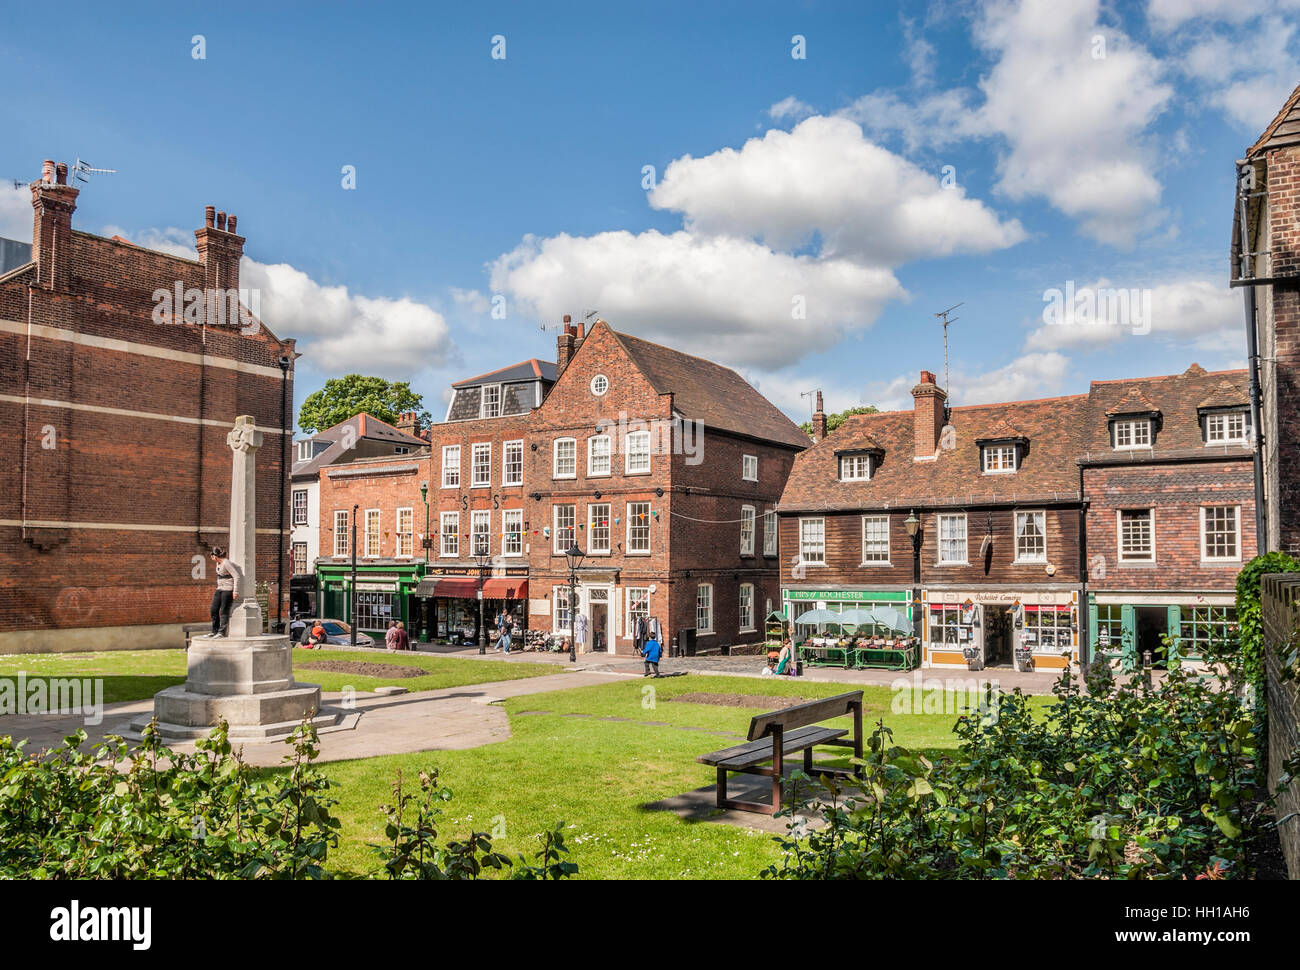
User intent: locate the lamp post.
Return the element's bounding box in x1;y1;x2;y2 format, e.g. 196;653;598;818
350;503;359;648
473;544;492;655
565;541;585;664
419;481;430;643
905;511;922;642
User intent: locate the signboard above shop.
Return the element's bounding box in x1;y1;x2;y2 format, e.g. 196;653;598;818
786;590;909;602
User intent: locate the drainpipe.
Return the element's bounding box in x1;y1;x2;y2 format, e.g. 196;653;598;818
1078;465;1090;672
1238;159;1268;553
277;355;290;632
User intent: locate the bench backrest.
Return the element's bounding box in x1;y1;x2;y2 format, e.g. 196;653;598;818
747;691;863;741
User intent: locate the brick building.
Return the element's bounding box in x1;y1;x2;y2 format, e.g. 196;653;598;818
1234;82;1300;556
314;359;555;642
525;319;807;656
0;160;296;652
778;366;1256;670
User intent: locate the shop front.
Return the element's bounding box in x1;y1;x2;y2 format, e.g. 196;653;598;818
1089;593;1237;667
413;566;529;646
924;587;1081;670
314;563;423;640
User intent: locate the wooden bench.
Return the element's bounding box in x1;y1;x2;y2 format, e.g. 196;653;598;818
182;623;210;649
696;691;864;815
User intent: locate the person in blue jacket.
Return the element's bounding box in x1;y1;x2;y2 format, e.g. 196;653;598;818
640;635;662;677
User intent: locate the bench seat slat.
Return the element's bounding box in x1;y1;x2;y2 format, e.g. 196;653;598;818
697;726;847;769
747;691;863;740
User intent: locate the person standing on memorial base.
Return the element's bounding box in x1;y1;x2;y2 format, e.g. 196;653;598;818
208;547;242;638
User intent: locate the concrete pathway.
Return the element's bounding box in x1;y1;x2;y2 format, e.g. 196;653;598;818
0;669;628;767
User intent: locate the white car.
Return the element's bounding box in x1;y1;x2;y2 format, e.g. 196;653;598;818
299;619;375;648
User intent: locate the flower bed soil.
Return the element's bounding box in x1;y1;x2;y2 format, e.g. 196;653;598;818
298;661;427;679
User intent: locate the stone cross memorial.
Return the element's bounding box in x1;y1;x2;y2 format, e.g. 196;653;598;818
133;415;343;741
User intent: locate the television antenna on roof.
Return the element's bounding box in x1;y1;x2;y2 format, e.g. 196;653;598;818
71;158;118;185
934;303;962;408
799;388;820;419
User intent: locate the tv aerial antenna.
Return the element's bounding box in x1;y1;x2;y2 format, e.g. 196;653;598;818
934;303;962;403
71;159;118;185
537;309;599;334
799;388;820;419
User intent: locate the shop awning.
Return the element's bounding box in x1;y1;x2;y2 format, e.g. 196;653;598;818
414;577;528;600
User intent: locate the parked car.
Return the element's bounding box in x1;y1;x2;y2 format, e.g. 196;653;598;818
299;619;375;648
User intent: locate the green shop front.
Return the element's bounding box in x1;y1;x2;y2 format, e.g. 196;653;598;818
315;562;424;641
1088;592;1238;666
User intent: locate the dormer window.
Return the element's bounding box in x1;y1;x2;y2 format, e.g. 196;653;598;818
297;440;312;462
1112;418;1153;450
838;453;872;482
1205;410;1250;445
982;444;1018;474
480;384;502;419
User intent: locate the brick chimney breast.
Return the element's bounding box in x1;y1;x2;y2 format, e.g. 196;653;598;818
911;370;947;459
31;160;80;291
556;314;576;375
812;390;828;442
194;204;246;295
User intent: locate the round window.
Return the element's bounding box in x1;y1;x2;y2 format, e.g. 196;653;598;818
590;375;609;396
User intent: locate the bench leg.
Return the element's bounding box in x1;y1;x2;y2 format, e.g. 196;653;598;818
717;766;727;808
804;747;813;773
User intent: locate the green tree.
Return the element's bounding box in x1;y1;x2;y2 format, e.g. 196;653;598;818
298;375;431;434
799;405;878;437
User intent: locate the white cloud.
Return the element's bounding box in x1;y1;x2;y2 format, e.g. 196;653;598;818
647;116;1025;264
103;225;198;261
489;229;904;370
1172;14;1300;131
952;351;1073;405
1148;0;1300;32
843;89;978;154
450;287;491;314
1;182;29;241
768;96;815;122
1025;278;1241;353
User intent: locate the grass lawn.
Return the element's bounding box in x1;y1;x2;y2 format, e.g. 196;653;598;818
0;649;559;704
320;675;1054;879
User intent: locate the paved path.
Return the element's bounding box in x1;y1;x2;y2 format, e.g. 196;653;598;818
0;669;628;767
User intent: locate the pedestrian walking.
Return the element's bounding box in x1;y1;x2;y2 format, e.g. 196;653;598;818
394;621;410;652
208;547;242;638
499;612;514;654
640;634;662;677
385;620;398;652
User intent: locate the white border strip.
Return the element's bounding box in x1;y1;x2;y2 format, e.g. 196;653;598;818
0;519;282;535
0;394;281;435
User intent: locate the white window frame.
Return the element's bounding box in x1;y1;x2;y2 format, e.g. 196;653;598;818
292;488;308;526
590;374;609;396
553;438;577;479
742;454;758;482
441;445;461;488
553;504;576;554
396;507;414;558
626;502;651;554
982;444;1018;474
763;509;777;557
297;440;313;463
333;510;349;557
364;508;381;559
1013;510;1047;564
738;583;755;632
937;513;968;565
292;541;308;575
1200;505;1242;563
554;585;573;631
588;435;612;476
839;454;871;482
626;586;650;635
799;517;825;566
1113;418;1153;450
588;503;611;555
480;383;502;419
502;508;523;557
469;509;491;557
440;511;459;558
1118;508;1155;563
1205;411;1250;446
471;442;492;488
625;430;651;475
502;439;524;486
740;505;756;555
861;514;890;565
696;583;714;635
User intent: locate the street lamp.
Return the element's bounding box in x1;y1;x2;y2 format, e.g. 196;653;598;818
418;481;430;643
565;541;585;663
350;503;359;648
472;543;492;655
905;511;922;642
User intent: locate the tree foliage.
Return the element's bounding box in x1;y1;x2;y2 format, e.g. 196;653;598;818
297;374;430;434
799;405;879;437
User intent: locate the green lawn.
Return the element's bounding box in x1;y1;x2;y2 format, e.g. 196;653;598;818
0;649;559;703
320;675;1052;879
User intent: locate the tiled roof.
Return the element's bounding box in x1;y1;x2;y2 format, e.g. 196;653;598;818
452;358;557;388
779;365;1253;512
1248;81;1300;158
290;412;428;478
608;325;809;449
1198;380;1249;411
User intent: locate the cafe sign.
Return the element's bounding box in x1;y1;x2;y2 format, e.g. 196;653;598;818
786;590;909;602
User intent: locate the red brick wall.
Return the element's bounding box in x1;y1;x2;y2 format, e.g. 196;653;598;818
1267;148;1300;553
1083;460;1256;591
0;202;294;648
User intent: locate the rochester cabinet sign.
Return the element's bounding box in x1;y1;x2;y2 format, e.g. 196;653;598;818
786;590;908;601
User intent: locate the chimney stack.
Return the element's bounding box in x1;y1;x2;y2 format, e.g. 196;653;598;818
195;204;245;295
557;314;576;375
31;159;80;291
395;410;421;438
911;370;947;459
811;390;827;442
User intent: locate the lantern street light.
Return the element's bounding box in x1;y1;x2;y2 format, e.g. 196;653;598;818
472;542;492;655
565;541;585;663
905;511;922;641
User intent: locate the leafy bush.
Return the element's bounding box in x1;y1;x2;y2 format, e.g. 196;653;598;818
765;646;1263;880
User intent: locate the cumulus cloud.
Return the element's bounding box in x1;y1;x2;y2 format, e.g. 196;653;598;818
0;182;30;241
490;229;904;370
648;116;1025;264
768;96;815;122
843;89;978;154
1025;277;1241;353
1148;0;1300;32
859;352;1073;412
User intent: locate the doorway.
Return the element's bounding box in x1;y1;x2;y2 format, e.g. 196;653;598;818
984;606;1013;666
591;602;608;652
1135;607;1168;665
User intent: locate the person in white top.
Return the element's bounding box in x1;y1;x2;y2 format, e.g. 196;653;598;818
208;546;242;638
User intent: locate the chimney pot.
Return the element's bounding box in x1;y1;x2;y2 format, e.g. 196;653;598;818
55;162;68;185
205;205;215;228
911;371;948;458
920;370;936;385
227;214;237;234
811;391;828;443
216;211;227;231
41;160;55;183
563;314;571;324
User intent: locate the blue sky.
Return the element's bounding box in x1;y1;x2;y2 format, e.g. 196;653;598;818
2;0;1296;426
